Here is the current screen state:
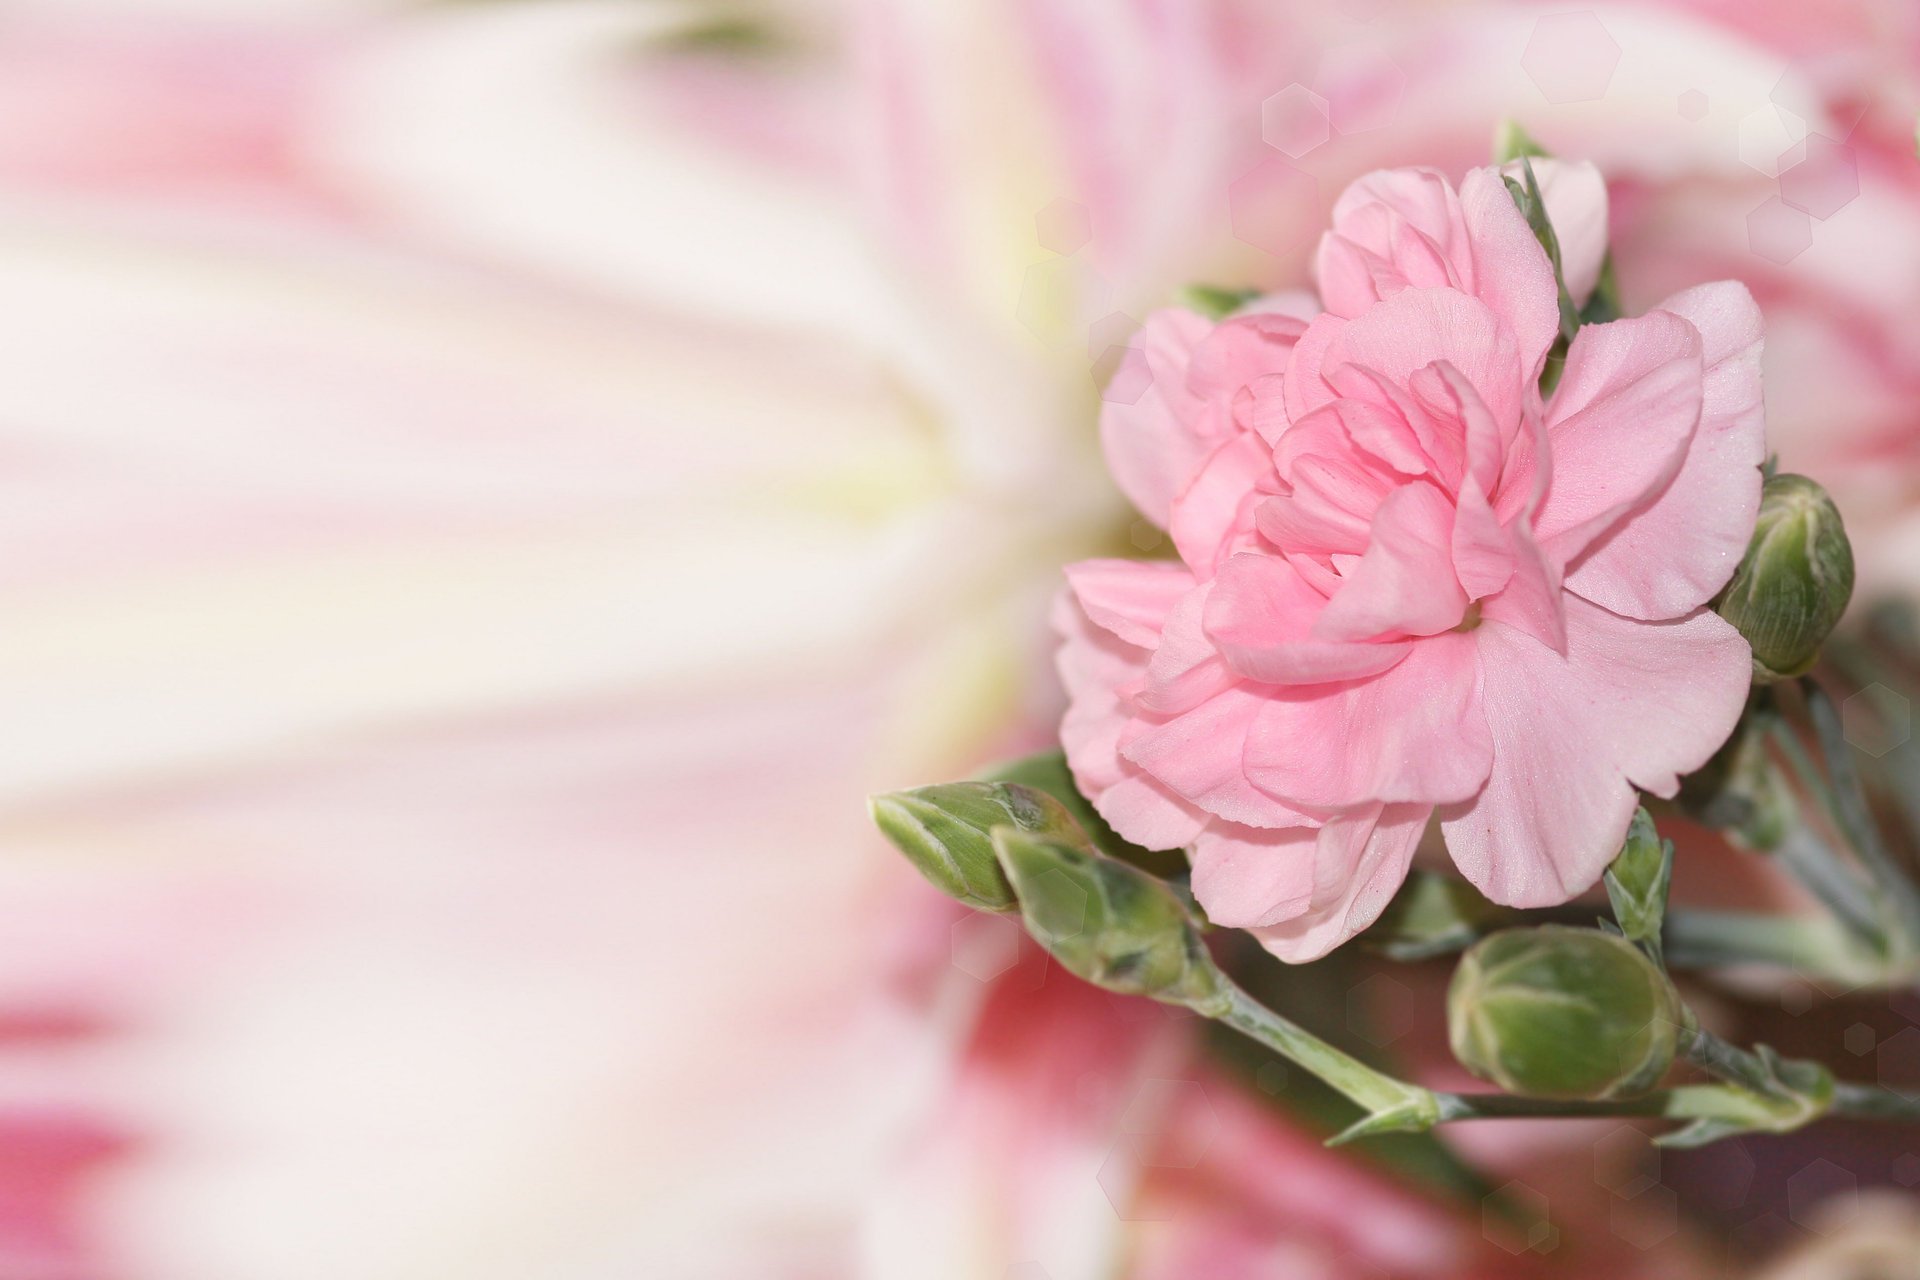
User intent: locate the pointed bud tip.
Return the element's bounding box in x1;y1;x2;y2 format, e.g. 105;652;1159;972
868;783;1040;912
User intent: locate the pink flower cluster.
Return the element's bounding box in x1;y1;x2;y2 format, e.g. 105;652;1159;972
1060;163;1765;960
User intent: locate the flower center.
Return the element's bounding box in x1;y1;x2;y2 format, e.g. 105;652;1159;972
1453;600;1484;633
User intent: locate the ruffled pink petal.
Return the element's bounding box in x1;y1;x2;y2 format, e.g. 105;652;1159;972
1246;804;1433;963
1450;477;1514;601
1122;684;1316;830
1562;283;1766;620
1243;630;1491;809
1499;158;1609;307
1281;313;1346;428
1053;592;1210;850
1314;480;1468;642
1204;553;1411;685
1525;311;1704;568
1097;306;1216;527
1168;431;1275;577
1188;311;1309;400
1325;287;1524;440
1478;518;1567;654
1189;822;1317;929
1137;583;1236;715
1421;360;1506;495
1439;595;1751;906
1317;168;1470;319
1325;362;1454;482
1458;166;1562;384
1062;559;1195;648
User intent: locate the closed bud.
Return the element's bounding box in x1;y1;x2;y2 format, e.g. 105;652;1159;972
992;828;1225;1012
869;781;1086;912
1448;926;1681;1100
1604;808;1672;951
1715;474;1855;681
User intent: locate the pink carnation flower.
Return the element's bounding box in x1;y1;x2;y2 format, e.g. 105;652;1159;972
1061;163;1765;961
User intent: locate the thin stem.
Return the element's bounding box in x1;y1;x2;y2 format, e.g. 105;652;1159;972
1217;981;1434;1119
1661;910;1887;984
1801;677;1920;950
1206;976;1920;1138
1766;716;1890;950
1681;1026;1775;1092
1830;1082;1920;1122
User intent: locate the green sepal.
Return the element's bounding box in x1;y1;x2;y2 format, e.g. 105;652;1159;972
1605;807;1674;962
992;827;1225;1012
1177;284;1263;321
1325;1096;1442;1147
869;780;1090;911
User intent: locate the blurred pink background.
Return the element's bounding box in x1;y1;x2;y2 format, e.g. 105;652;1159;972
8;1;1920;1277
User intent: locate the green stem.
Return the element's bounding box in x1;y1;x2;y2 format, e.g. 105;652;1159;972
1217;981;1436;1121
1800;677;1920;951
1766;716;1891;951
1661;909;1887;983
1207;976;1920;1140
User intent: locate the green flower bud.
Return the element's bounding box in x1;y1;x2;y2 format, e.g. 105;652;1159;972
1715;473;1856;681
869;781;1087;912
1604;808;1672;953
1448;926;1681;1100
992;827;1225;1012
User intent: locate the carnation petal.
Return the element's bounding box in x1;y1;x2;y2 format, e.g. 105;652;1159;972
1189;822;1318;929
1526;311;1704;566
1451;476;1514;600
1097;306;1217;527
1243;630;1490;809
1169;431;1274;575
1054;591;1211;849
1439;596;1750;907
1246;804;1433;962
1205;553;1412;685
1562;283;1766;620
1123;684;1316;829
1458;166;1562;382
1326;287;1524;441
1063;559;1195;648
1314;480;1468;642
1499;158;1610;306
